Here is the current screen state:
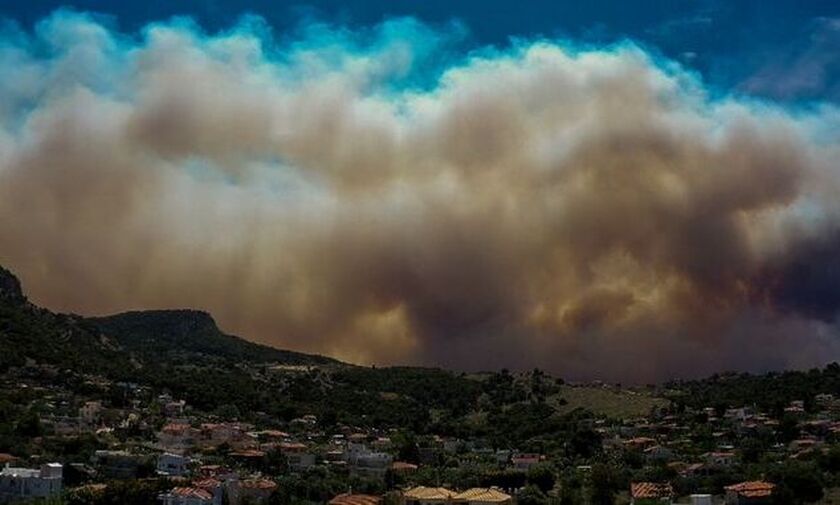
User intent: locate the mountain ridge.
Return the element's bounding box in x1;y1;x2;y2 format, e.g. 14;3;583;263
0;265;340;373
88;308;339;366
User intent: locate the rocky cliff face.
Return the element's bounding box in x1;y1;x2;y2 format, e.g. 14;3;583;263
0;266;25;304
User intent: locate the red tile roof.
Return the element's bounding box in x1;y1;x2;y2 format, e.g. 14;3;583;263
170;487;214;501
161;423;192;434
631;482;674;499
193;478;221;489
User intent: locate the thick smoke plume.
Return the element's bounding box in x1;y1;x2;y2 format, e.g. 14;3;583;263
2;12;840;381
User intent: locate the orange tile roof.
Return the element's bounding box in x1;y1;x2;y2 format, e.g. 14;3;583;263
631;482;674;499
280;442;308;451
162;423;192;434
329;493;382;505
241;479;278;491
725;481;775;498
260;430;290;438
229;449;265;458
193;478;221;489
403;486;456;501
170;487;214;500
453;488;512;503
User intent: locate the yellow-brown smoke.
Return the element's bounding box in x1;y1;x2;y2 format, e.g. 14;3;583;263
2;13;840;381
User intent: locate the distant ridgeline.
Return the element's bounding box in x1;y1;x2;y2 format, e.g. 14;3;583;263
88;309;337;366
0;265;335;373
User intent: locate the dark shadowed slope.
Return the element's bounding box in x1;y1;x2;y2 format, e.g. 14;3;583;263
88;309;338;366
0;266;132;376
0;265;338;377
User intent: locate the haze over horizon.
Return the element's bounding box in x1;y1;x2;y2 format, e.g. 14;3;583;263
1;1;840;382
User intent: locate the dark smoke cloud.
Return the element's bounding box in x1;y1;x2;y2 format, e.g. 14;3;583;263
1;12;840;381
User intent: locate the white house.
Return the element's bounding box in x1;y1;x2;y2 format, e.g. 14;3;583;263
157;453;191;477
0;463;63;503
279;442;315;471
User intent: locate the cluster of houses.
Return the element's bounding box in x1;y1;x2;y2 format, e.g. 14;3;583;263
158;484;513;505
157;465;278;505
629;481;776;505
609;397;840;505
0;462;63;503
9;365;840;505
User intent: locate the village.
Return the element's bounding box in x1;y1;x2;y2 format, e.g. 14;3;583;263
2;362;839;505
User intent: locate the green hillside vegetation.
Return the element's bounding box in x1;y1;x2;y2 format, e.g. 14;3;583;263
551;384;669;419
666;365;840;413
0;263;669;450
0;266;133;377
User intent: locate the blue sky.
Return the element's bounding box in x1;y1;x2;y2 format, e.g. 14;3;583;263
2;0;839;103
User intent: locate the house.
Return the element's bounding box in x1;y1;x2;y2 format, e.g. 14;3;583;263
724;481;775;505
158;423;199;450
200;423;252;448
164;400;187;417
280;442;316;471
240;478;277;503
690;495;713;505
157;453;191;477
511;454;542;471
228;449;266;465
453;488;512;505
92;450;144;479
391;461;418;474
402;486;456;505
704;451;736;468
195;473;240;505
353;451;392;478
788;438;821;453
193;478;225;505
346;445;392;478
643;445;674;462
159;487;215;505
329;493;383;505
79;401;102;426
630;482;673;505
0;463;63;503
680;463;712;478
417;447;442;466
624;437;657;451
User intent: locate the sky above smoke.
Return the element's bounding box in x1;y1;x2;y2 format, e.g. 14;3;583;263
2;11;840;382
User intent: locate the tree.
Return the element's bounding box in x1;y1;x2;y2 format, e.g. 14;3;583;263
393;431;420;463
558;481;582;505
518;485;549;505
588;463;616;505
778;415;800;443
820;445;840;474
568;428;601;459
15;409;42;438
527;463;556;493
772;462;824;504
